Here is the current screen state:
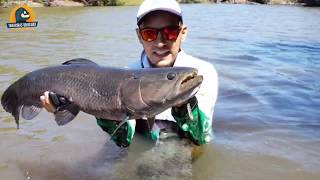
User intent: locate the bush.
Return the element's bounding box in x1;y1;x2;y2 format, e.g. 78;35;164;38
0;0;6;5
103;0;125;6
75;0;126;6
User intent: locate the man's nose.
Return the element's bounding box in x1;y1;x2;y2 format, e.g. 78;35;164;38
154;32;167;48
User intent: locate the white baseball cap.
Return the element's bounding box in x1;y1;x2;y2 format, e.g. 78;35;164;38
137;0;183;25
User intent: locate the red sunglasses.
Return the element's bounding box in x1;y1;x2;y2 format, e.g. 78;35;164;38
139;25;182;42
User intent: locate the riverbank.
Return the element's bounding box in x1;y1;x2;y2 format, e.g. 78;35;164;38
1;0;318;8
1;0;83;7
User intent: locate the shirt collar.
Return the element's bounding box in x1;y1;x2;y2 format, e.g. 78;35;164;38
140;50;185;68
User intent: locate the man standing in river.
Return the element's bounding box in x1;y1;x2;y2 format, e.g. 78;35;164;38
41;0;218;148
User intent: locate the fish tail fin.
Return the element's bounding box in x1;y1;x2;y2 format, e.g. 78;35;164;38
1;87;21;129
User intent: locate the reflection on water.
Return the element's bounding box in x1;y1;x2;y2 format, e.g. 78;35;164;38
1;4;320;180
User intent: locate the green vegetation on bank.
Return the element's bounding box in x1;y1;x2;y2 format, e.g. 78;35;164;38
82;0;142;6
121;0;143;5
0;0;208;7
74;0;206;6
0;0;6;5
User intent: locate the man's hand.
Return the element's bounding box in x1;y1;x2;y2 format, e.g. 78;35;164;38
172;96;197;117
172;96;212;145
40;91;56;113
40;91;71;113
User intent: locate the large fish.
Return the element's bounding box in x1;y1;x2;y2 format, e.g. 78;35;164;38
1;59;203;128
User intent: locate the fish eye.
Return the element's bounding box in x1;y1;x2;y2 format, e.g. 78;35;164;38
167;72;176;80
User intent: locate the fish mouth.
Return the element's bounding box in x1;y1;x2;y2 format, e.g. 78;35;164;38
178;72;203;104
181;71;197;85
180;71;203;90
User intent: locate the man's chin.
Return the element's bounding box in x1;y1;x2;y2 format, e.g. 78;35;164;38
153;57;174;67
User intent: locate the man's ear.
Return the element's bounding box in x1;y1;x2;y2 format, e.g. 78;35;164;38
180;25;188;42
136;28;143;44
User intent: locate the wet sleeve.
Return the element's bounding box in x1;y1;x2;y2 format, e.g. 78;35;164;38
96;117;136;148
96;117;118;135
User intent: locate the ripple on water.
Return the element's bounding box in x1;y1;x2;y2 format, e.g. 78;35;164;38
194;36;245;43
0;127;18;132
2;116;14;123
0;164;9;172
223;54;261;62
32;130;48;135
52;136;66;142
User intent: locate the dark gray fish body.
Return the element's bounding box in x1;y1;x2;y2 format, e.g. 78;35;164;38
1;59;203;128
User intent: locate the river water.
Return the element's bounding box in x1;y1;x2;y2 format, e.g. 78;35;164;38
0;4;319;180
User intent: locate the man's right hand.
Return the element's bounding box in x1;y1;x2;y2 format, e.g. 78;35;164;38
40;91;57;113
40;91;72;113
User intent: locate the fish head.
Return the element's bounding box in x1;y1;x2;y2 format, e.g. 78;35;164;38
121;67;203;118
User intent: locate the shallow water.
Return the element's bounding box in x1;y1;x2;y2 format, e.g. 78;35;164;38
0;4;320;180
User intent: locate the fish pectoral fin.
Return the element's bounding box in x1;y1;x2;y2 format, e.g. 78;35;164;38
21;105;42;120
54;104;80;126
62;58;98;66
